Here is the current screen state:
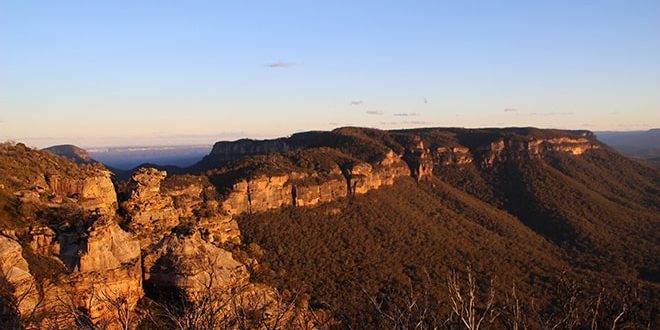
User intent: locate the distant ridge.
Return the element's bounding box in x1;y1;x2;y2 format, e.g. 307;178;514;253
42;144;96;164
596;128;660;164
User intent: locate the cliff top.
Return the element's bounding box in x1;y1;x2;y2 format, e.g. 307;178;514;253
197;126;597;172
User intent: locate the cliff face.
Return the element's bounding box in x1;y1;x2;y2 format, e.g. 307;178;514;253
144;232;248;301
56;217;143;325
0;217;145;328
218;150;411;215
435;146;473;166
0;234;40;317
46;172;118;215
123;168;241;248
201;128;599;216
475;136;598;166
0;128;606;328
346;152;411;194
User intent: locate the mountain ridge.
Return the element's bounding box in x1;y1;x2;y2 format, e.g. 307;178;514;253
3;127;658;328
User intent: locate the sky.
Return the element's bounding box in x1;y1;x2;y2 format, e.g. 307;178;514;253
1;0;659;147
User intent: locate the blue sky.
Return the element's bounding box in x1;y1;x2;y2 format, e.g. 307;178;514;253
1;0;659;147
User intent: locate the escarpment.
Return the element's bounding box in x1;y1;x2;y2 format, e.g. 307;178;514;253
199;127;599;215
0;127;608;328
213;149;412;215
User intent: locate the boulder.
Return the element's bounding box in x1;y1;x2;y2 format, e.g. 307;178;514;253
144;233;248;301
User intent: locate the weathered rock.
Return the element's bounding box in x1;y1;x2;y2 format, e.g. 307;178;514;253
435;146;473;166
293;177;347;207
248;175;293;212
194;208;241;245
222;175;293;214
122;168;179;249
27;226;60;258
475;137;599;166
144;233;248;301
46;170;118;215
0;235;40;318
126;168;167;200
346;151;411;195
402;140;434;181
55;217;143;326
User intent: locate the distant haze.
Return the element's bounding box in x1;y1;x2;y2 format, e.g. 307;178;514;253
89;145;211;170
595;129;660;161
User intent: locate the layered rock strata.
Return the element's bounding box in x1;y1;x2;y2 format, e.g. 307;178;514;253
220;151;411;215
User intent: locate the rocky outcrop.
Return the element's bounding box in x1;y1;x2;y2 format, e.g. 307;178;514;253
205;138;291;169
5;197;141;326
435;146;473;166
199;128;601;215
402;141;434;181
241;175;293;213
121;168;179;249
56;217;143;325
26;226;60;258
144;232;248;301
0;235;40;318
40;171;118;215
476;137;599;166
123;168;241;248
42;169;117;216
543;137;598;155
345;152;411;194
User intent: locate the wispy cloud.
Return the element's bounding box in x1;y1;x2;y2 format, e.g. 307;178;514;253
265;60;295;68
393;112;420;117
366;110;384;115
350;100;363;106
504;108;518;112
527;111;573;116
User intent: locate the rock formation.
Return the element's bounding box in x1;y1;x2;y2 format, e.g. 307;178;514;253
0;235;39;318
121;168;179;249
144;232;248;301
218;149;411;215
45;172;118;215
0;127;606;329
197;127;600;217
435;146;473;166
56;217;143;325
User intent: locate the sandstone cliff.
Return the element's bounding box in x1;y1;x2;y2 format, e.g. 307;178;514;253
215;149;411;215
0;235;40;318
0;128;606;329
56;217;143;325
144;232;248;300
